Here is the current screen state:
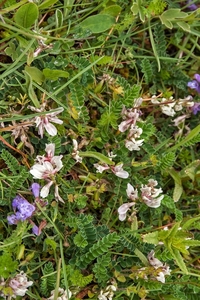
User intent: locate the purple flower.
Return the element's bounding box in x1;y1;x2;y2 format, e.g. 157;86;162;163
187;0;198;10
30;183;41;198
187;73;200;93
32;225;39;235
191;102;200;115
7;196;35;225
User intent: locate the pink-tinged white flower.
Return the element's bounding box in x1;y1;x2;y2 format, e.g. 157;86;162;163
94;163;129;178
72;139;82;163
30;143;64;202
118;106;140;132
140;179;164;208
118;202;135;221
148;251;171;283
9;271;33;297
94;163;110;173
111;164;129;178
28;104;63;138
126;183;138;200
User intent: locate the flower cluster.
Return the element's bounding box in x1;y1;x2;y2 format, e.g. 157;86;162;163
30;143;64;202
47;288;72;300
118;180;164;221
0;272;33;299
147;250;171;283
98;284;117;300
151;95;194;117
140;179;164;208
28;103;63;138
118;101;144;151
7;196;35;225
94;163;129;179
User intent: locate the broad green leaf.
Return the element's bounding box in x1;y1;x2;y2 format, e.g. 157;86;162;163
24;71;40;108
131;3;139;15
161;9;188;20
177;21;190;32
14;3;39;28
79;14;115;33
101;5;122;17
114;270;126;282
142;231;159;245
167;168;182;185
173;181;183;202
38;0;58;10
134;248;149;266
79;151;115;165
55;9;63;28
25;66;45;85
43;68;69;80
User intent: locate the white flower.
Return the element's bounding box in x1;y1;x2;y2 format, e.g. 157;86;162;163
148;251;171;283
9;271;33;297
48;288;72;300
118;202;135;221
161;105;176;116
126;183;138;200
118;106;140;132
28;104;63;138
72;139;82;163
148;250;163;268
98;285;117;300
140;179;164;208
30;143;64;202
94;163;110;173
125;138;144;151
112;164;129;178
118;119;133;132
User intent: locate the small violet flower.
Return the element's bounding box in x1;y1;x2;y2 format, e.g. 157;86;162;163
28;103;64;138
187;0;198;10
7;196;35;225
191;102;200;115
30;183;41;198
187;74;200;93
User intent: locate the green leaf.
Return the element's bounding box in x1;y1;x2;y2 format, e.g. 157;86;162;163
38;0;58;10
43;69;69;80
45;238;57;251
91;55;113;65
79;14;115;33
24;70;40;108
177;21;190;32
161;9;188;20
14;3;39;28
170;248;188;274
167;124;200;152
100;5;122;17
167;168;183;202
74;233;88;248
55;9;63;28
142;231;159;245
79;151;115;165
0;253;18;278
25;66;45;85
